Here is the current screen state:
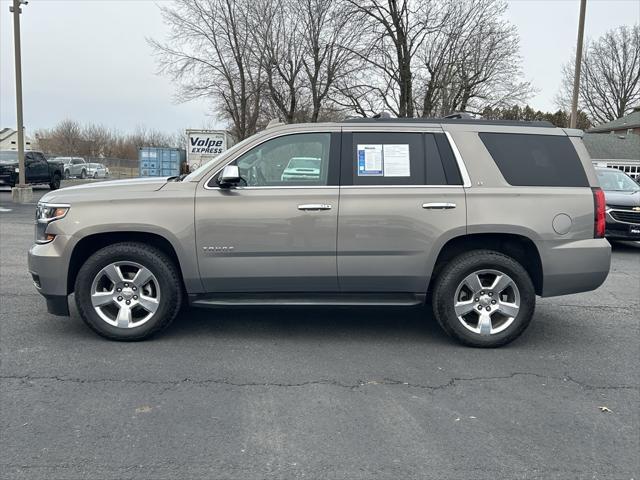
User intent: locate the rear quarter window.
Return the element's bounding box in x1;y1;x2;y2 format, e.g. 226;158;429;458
479;133;589;187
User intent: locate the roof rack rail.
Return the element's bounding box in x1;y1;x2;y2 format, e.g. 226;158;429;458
341;117;555;128
443;112;476;119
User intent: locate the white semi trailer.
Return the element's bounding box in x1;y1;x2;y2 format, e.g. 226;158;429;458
186;129;235;172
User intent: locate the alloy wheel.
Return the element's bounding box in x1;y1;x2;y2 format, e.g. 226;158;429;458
90;261;160;328
453;269;520;336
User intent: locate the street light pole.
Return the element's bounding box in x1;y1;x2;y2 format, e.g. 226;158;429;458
10;0;31;203
570;0;587;129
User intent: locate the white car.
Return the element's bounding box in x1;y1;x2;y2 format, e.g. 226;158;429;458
86;163;108;179
53;157;87;179
280;157;321;182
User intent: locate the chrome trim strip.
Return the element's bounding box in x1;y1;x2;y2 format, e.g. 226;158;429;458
444;131;472;188
204;185;337;191
298;204;332;210
37;202;71;208
205;184;463;191
340;184;461;189
423;202;456;209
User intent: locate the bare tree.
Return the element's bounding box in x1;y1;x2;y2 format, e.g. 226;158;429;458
299;0;361;121
342;0;448;117
149;0;533;125
35;121;177;160
34;119;84;155
250;0;307;123
415;0;532;117
150;0;265;140
557;25;640;124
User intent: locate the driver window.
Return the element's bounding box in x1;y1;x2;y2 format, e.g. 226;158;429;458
232;133;330;187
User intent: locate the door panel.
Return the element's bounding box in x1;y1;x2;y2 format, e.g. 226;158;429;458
337;187;466;292
337;129;467;293
195;187;339;291
25;154;47;183
195;130;341;293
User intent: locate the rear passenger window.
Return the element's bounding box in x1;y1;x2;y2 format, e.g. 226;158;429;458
479;133;589;187
346;132;462;186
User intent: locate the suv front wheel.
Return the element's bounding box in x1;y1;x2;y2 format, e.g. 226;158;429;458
74;242;183;341
432;250;535;347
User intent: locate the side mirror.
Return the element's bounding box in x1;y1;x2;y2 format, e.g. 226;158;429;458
218;165;241;187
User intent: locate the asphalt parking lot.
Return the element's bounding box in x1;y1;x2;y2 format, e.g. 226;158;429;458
1;183;638;480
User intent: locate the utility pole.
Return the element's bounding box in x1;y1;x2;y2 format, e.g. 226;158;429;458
10;0;31;203
570;0;587;129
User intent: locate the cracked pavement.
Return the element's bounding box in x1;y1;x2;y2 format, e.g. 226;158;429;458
1;187;639;479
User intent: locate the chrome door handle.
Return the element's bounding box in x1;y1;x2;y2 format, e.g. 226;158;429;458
298;204;332;211
422;202;456;210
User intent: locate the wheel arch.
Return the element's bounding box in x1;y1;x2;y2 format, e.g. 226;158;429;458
67;231;186;295
428;233;544;296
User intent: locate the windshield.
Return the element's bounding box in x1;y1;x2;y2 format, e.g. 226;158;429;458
597;170;640;192
286;157;321;169
183;136;252;181
0;151;17;164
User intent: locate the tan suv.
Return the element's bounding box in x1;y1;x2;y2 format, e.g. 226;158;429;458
28;118;611;347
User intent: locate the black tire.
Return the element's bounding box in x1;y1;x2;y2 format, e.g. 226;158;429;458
74;242;183;341
93;172;98;179
49;173;61;190
80;169;86;179
431;250;535;348
64;169;70;179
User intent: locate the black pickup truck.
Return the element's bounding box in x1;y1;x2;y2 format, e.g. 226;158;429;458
0;150;63;190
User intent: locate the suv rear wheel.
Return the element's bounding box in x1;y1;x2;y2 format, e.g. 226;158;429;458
432;250;535;347
74;242;183;341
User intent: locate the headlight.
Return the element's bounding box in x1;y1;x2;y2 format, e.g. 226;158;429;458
35;203;70;244
14;167;20;173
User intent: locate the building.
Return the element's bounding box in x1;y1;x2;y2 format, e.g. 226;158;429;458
0;128;35;151
587;106;640;136
584;108;640;179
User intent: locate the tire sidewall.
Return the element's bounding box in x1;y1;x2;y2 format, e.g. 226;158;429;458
75;244;181;340
49;174;61;190
434;251;535;348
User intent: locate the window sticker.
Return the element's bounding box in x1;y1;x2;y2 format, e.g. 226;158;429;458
357;144;383;176
383;144;410;177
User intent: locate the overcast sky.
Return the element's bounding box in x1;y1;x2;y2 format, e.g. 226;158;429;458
1;0;638;135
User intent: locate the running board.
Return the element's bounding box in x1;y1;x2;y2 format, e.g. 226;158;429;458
189;293;425;308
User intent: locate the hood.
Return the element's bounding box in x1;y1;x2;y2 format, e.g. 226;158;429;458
40;177;170;204
603;189;640;208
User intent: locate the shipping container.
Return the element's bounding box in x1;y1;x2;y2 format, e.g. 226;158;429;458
138;147;186;178
186;129;235;172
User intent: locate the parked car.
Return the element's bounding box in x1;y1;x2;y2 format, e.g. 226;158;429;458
53;157;87;179
86;163;108;179
0;150;63;189
280;157;321;182
595;167;640;240
28;118;611;346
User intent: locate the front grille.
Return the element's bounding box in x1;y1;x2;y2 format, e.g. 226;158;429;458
609;204;637;211
610;210;640;224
